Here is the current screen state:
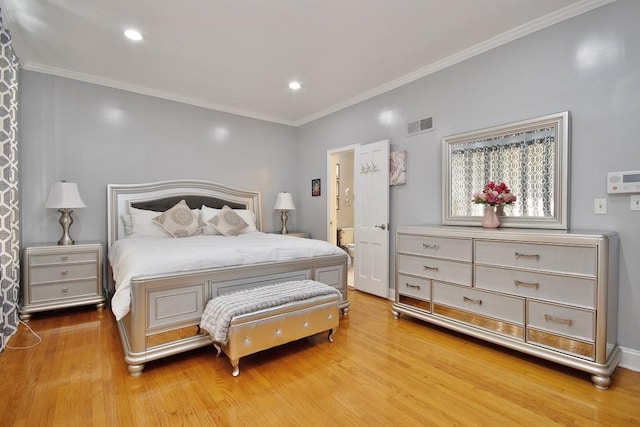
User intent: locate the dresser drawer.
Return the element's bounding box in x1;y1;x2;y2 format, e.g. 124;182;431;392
432;281;524;339
474;240;597;276
474;265;596;308
397;274;431;301
29;279;98;303
397;234;472;262
29;250;98;266
29;263;97;285
527;301;595;342
397;254;471;286
433;281;524;325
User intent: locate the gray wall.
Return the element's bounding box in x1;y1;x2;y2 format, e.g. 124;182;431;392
296;0;640;352
17;1;640;354
20;72;299;245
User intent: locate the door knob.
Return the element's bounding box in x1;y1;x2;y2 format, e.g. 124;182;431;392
374;224;387;230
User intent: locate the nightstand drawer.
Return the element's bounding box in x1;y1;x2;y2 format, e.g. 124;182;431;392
29;263;97;285
29;250;98;266
30;280;98;303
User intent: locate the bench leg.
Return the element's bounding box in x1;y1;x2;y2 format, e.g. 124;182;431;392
231;358;240;377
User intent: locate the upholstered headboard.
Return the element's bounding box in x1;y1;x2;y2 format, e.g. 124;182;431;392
107;180;262;248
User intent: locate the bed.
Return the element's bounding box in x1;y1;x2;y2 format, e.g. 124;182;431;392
107;180;349;376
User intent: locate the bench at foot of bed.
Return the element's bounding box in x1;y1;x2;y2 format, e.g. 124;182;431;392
208;288;341;377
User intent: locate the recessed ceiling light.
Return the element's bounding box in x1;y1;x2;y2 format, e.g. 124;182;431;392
124;29;143;41
288;81;301;90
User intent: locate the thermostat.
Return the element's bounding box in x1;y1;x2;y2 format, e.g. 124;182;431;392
607;170;640;194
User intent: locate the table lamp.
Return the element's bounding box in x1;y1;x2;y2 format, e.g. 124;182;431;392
273;192;295;234
45;181;86;245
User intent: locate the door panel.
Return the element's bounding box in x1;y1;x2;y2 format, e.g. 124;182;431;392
354;140;390;298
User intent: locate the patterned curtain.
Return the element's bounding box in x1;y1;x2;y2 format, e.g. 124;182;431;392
450;128;555;217
0;11;20;352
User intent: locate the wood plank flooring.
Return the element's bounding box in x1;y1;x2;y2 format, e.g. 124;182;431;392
1;289;639;426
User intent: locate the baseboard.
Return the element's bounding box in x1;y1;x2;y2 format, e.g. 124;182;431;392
619;346;640;372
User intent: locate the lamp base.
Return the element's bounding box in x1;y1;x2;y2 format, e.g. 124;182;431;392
280;210;289;234
57;209;76;245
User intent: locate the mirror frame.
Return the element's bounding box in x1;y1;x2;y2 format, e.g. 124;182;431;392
442;111;570;229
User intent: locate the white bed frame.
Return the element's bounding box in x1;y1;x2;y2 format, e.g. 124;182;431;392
107;180;349;376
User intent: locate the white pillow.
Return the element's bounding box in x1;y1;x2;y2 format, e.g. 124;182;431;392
152;200;202;238
200;205;222;235
208;205;249;236
200;205;258;234
129;207;171;238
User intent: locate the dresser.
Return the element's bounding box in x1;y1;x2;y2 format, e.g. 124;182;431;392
392;225;620;389
20;242;105;321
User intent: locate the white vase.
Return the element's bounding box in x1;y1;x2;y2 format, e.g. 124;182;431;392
482;206;500;228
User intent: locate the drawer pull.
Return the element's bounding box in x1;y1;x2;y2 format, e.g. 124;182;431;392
60;256;69;261
514;280;539;289
422;243;439;250
60;270;68;276
514;252;540;260
423;265;439;272
463;296;482;305
405;283;421;290
544;314;573;326
61;287;69;293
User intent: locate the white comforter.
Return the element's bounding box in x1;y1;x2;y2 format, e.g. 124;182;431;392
109;233;348;320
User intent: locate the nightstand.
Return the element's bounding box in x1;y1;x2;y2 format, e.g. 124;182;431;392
283;233;309;239
20;242;105;321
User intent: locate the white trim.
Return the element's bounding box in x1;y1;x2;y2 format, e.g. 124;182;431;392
620;346;640;372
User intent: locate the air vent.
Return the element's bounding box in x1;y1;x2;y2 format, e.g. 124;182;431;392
407;116;434;136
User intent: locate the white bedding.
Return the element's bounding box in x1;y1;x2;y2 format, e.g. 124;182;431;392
109;233;348;320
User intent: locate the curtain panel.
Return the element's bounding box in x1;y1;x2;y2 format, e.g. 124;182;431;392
0;11;20;352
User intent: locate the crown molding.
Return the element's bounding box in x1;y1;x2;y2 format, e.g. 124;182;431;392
21;62;297;127
292;0;616;126
16;0;615;128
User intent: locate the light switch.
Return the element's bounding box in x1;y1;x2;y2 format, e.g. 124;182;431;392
594;198;607;215
631;195;640;211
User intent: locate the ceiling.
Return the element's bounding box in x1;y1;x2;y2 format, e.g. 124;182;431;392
1;0;613;126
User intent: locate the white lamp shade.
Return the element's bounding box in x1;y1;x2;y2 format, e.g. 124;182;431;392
45;182;87;209
273;192;295;210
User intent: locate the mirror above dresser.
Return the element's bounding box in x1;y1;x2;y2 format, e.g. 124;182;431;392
442;111;570;229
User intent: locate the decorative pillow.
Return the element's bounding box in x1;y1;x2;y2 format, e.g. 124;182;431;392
201;205;258;234
152;200;201;238
234;209;259;233
129;207;171;237
200;205;222;235
208;205;249;236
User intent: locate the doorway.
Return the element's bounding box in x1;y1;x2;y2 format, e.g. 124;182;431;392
327;145;356;287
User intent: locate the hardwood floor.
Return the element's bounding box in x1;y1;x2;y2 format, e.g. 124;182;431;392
2;289;639;426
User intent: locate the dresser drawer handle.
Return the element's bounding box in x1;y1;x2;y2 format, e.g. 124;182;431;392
514;252;540;260
463;296;482;305
60;256;69;261
422;243;439;250
544;314;573;326
405;283;421;290
514;280;539;289
423;265;439;272
60;270;68;276
61;287;69;293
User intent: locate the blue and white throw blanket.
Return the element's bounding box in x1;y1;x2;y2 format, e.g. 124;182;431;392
200;280;341;345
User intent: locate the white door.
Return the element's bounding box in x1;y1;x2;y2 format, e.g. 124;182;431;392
354;139;390;298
